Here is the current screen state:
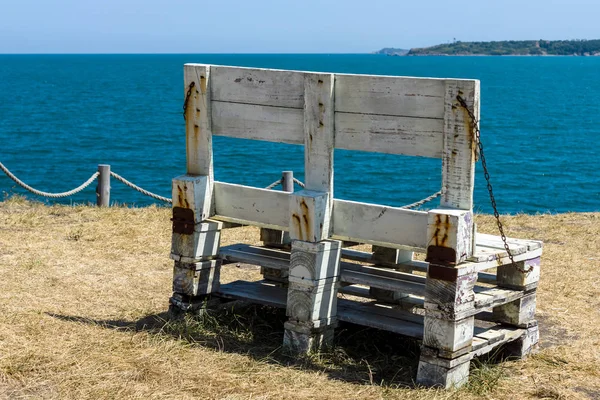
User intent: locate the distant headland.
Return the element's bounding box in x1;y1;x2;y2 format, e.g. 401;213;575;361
374;39;600;56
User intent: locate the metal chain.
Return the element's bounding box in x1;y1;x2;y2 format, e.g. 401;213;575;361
400;189;444;210
110;171;172;203
264;179;282;190
0;161;99;198
183;81;196;121
456;95;531;274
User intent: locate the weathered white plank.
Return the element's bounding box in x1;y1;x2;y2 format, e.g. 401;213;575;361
219;244;290;270
210;65;305;108
213;182;289;230
211;101;303;144
332;199;428;251
335;74;447;119
337;299;424;339
341;248;429;271
335;112;444;158
477;233;543;252
341;270;425;296
303;72;335;194
469;247;543;270
184;64;213;177
440;80;479;210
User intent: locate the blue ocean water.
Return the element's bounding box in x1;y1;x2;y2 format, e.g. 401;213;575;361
0;54;598;214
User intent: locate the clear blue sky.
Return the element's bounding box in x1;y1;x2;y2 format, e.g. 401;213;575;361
1;0;598;53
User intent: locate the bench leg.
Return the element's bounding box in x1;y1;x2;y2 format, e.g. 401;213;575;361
494;257;541;358
417;263;477;388
169;219;223;317
283;240;341;354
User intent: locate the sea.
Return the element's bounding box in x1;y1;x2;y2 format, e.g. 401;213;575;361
0;54;599;214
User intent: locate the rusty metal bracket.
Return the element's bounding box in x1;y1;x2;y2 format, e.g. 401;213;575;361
171;207;195;234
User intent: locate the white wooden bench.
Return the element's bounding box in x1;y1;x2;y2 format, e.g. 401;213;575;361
168;64;542;388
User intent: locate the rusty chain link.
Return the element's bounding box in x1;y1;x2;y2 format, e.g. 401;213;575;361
456;95;531;274
182;81;196;121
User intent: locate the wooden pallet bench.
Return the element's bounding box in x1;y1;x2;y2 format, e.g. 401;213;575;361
168;64;543;388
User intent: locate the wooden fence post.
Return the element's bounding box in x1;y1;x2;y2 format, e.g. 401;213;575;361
260;171;294;283
96;164;110;207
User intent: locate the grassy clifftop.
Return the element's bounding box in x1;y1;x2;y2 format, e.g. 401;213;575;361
407;39;600;56
0;197;599;399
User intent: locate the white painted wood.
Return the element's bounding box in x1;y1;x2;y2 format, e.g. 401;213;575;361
211;101;303;144
303;72;335;195
213;182;289;230
416;360;470;389
286;281;339;322
426;209;474;264
469;247;543;271
289;240;341;284
219;244;290;270
423;316;474;353
172;175;213;223
332;199;428;251
173;260;221;296
335;112;443;158
497;256;541;290
337;299;424;338
440;80;480;210
492;292;537;326
476;233;542;252
289;190;330;242
334;74;447;119
170;219;222;262
184;64;213;177
341;270;424;296
210;65;305;108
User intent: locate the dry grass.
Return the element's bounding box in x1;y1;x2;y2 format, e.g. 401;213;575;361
0;195;598;399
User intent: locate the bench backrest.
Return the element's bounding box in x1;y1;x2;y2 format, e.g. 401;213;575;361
180;64;480;251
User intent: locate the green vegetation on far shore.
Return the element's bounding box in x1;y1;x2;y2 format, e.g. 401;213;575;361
376;39;600;56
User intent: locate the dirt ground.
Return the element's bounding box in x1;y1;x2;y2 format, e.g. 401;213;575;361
0;197;598;399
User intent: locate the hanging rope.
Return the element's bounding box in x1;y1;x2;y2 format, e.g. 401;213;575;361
109;171;172;203
0;161;99;198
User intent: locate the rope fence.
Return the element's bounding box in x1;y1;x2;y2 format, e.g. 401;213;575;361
0;161;441;210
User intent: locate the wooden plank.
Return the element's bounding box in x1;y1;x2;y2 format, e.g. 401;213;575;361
468;247;543;270
217;280;287;309
184;64;213;177
303;72;335;194
440;80;479;210
472;327;524;357
213;182;289;230
476;233;542;252
471;337;488;352
339;285;372;299
219;244;290;270
334;112;444;158
210;65;305;108
475;328;505;344
340;248;429;272
211;101;303;144
341;262;427;285
337;299;424;339
341;270;425;296
332;199;428;251
334;74;447;119
217;280;425;339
